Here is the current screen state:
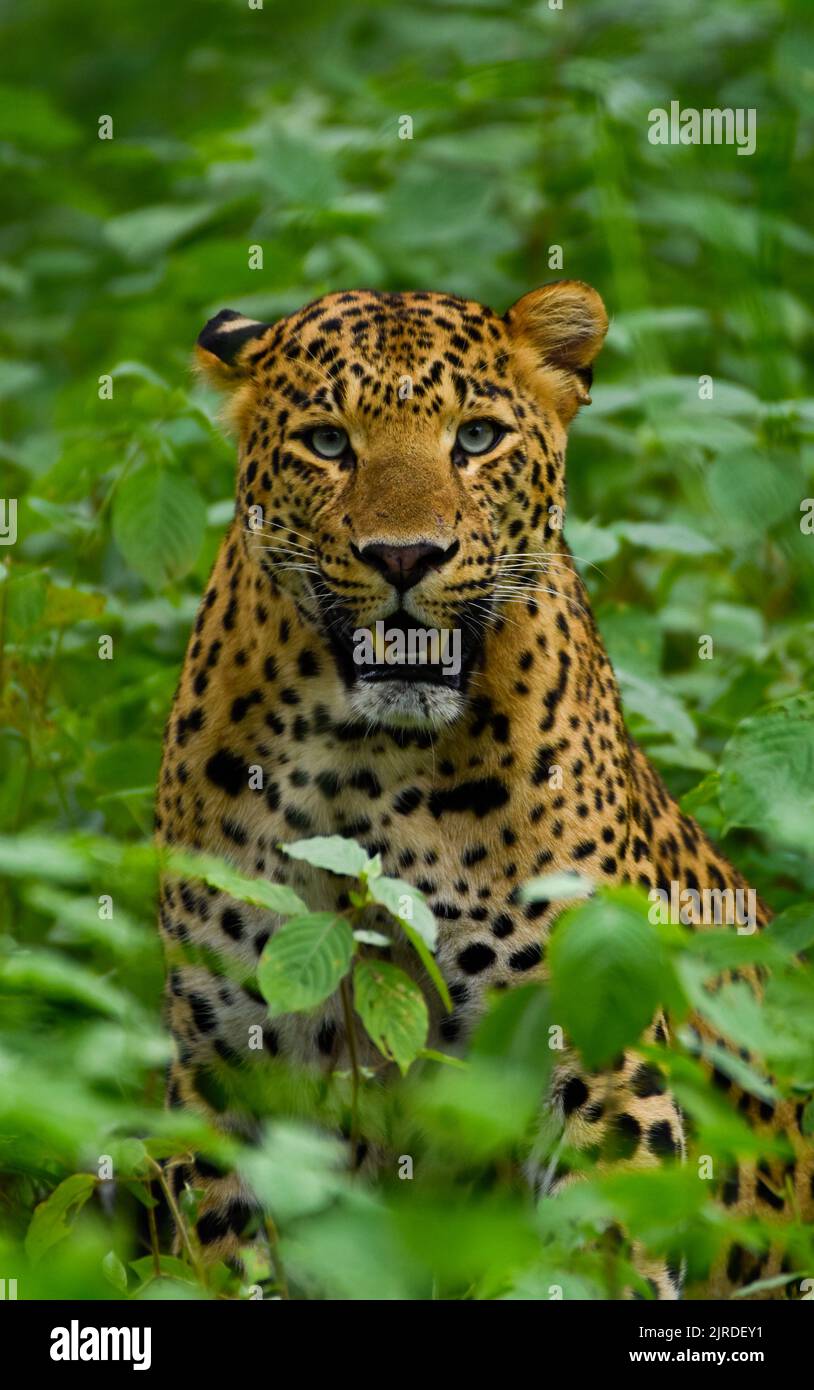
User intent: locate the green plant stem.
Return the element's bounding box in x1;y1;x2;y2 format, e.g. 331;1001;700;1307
148;1157;206;1288
146;1181;161;1278
340;973;362;1166
263;1215;290;1300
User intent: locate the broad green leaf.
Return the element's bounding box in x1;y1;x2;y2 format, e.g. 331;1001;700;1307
0;834;89;883
0;949;133;1018
257;913;354;1015
354;959;428;1074
733;1272;806;1298
707;451;793;538
520;872;593;903
103;1137;150;1179
614;520;716;555
676;959;777;1059
651;1049;785;1159
359;874;447;1006
112;462;206;587
720;696;814;851
5;568;48;631
110;360;169;389
617;668;696;744
25;1174;97;1264
166;849;307;916
262;127;343;204
676;1028;778;1104
598;604;663;680
353;929;391;947
366;875;437;949
105;202;217;261
418;1059;545;1157
0;82;79;148
103;1249;129;1293
767;904;814;955
548;889;681;1068
566;516;620;566
418;1048;467;1069
240;1123;348;1223
0;360;43;399
279;835;371;878
43;583;106;626
129;1254;197;1286
471;982;552;1073
402;922;451;1011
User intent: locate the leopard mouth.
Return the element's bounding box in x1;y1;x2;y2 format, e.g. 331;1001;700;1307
313;585;483;694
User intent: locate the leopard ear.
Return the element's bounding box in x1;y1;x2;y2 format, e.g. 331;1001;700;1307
504;280;608;420
195;309;273;386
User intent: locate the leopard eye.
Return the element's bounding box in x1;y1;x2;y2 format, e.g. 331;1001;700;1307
307;426;349;459
456;419;501;456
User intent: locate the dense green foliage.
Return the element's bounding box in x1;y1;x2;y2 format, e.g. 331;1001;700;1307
1;0;813;1299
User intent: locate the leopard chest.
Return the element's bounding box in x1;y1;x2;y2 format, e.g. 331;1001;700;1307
162;719;577;1069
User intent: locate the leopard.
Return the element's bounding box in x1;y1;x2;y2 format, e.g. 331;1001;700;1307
155;281;813;1299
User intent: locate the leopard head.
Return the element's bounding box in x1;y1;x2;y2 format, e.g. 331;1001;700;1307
196;282;607;730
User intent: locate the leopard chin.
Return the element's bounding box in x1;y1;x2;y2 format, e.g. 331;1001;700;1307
347;678;466;730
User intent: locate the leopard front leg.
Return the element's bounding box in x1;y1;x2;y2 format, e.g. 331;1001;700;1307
165;1054;265;1275
536;1021;687;1300
159;877;284;1280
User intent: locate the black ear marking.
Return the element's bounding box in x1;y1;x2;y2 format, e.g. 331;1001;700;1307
197;309;272;366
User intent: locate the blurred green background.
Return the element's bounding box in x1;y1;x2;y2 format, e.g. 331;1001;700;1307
1;0;813;1299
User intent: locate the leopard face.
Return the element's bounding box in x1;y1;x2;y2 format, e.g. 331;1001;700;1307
197;283;607;730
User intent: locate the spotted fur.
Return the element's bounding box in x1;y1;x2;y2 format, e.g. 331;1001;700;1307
156;284;812;1297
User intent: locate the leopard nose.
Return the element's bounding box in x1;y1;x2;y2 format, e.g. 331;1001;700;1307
353;540;459;592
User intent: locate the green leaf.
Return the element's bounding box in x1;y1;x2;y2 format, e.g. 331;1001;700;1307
598;604;663;680
166;849;307;916
765;904;814;956
566;516;620;566
257;914;354;1015
418;1048;467;1069
43;582;106;627
25;1174;97;1265
261;127;343;205
707;451;792;539
353;929;391;947
105;202;218;261
614;521;717;555
354;959;428;1075
103;1249;129;1293
354;869;446;1006
676;1027;778;1104
279;835;371;878
5;568;48;632
471;983;552;1073
129;1254;197;1286
112;462;206;587
676;959;776;1060
402;922;451;1011
0;949;133;1019
240;1122;348;1224
366;875;437;949
649;1049;777;1159
0;82;79;148
520;872;593;903
720;696;814;851
732;1272;806;1298
617;669;696;744
0;360;43;399
0;834;89;883
548;889;681;1068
